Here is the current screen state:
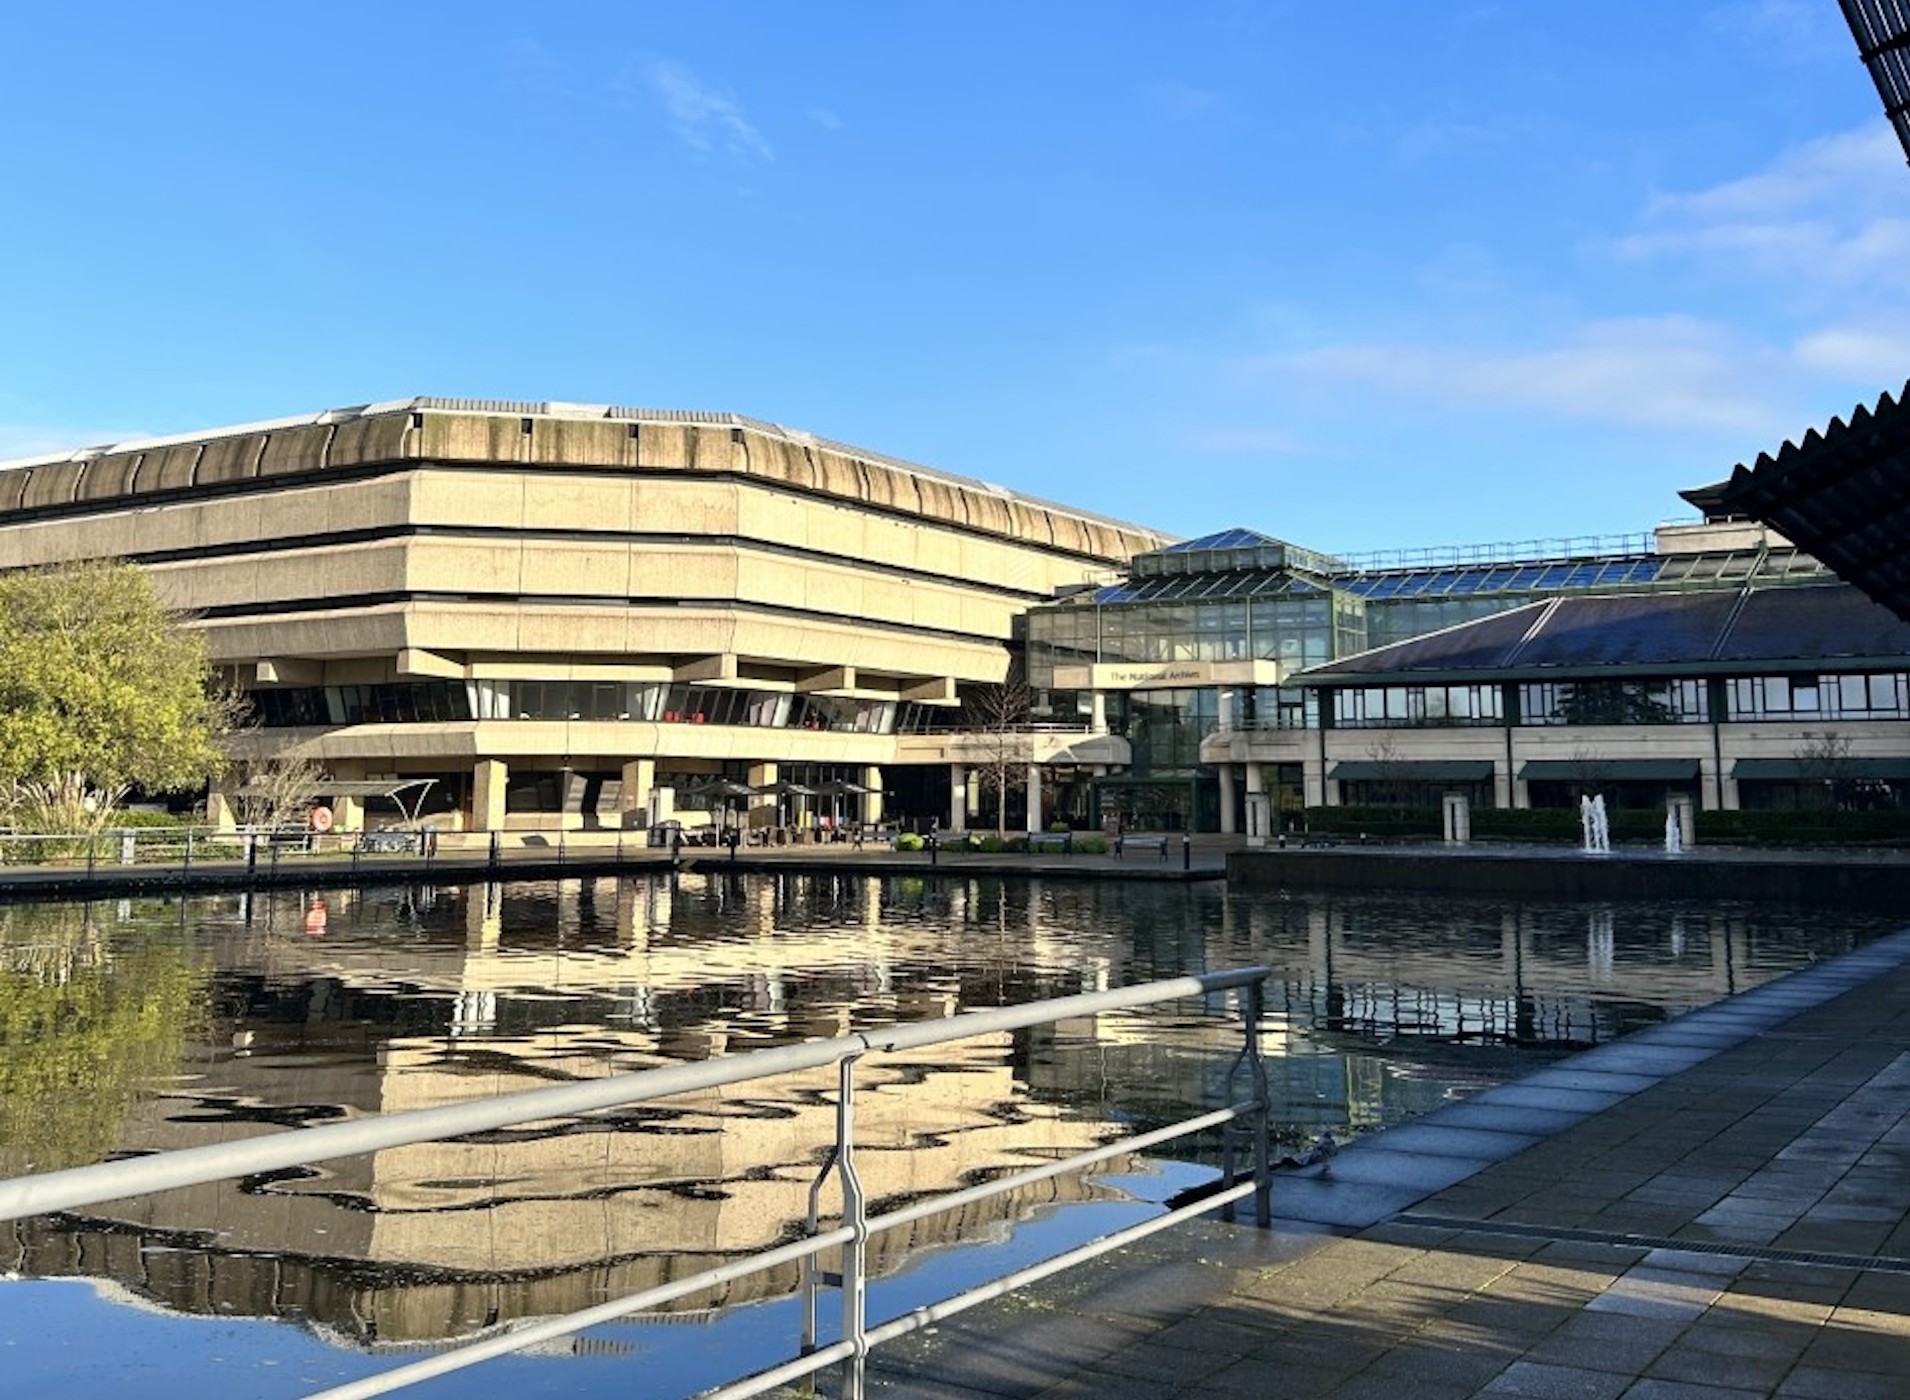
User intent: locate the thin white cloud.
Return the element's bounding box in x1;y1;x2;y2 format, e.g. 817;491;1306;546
1278;316;1786;435
1614;125;1910;290
1792;326;1910;380
637;59;773;162
808;106;844;131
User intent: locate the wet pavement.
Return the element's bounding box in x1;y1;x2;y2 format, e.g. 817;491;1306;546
841;926;1910;1399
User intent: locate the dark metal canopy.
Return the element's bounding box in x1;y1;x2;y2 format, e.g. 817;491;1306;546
1841;0;1910;165
1519;760;1700;783
1681;381;1910;625
1328;760;1494;783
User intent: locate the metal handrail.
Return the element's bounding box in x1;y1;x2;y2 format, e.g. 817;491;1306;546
0;966;1274;1400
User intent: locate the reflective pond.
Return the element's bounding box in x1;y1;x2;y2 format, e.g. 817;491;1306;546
0;873;1898;1398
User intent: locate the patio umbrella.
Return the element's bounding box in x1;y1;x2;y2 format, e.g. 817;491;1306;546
678;778;757;837
813;778;873;830
751;779;819;827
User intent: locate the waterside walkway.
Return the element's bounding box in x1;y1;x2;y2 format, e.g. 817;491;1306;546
838;927;1910;1400
0;835;1235;901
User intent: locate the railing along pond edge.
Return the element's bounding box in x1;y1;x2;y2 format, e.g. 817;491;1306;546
0;967;1276;1400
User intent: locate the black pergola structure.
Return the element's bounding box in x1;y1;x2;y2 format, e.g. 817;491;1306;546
1681;380;1910;624
1841;0;1910;164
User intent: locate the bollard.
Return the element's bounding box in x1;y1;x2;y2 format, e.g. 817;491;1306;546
671;829;682;870
246;835;258;878
1182;834;1192;871
488;831;501;875
929;834;939;866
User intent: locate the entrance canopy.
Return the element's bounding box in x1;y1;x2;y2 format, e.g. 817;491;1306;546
234;778;439;825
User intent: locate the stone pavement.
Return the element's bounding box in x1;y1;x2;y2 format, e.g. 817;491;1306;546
839;928;1910;1399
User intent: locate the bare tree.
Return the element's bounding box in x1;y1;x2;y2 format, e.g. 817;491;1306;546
1794;729;1858;813
232;749;329;830
963;666;1035;837
1363;733;1415;807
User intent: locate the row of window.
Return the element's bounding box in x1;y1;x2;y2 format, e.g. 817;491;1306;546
1332;674;1910;728
247;681;953;735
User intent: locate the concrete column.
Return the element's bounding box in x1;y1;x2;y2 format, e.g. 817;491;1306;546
1025;763;1043;833
335;793;364;834
473;758;508;832
1217;687;1236;735
949;764;969;832
620;758;656;829
747;761;776;832
860;766;884;826
1217;762;1237;834
1244;762;1266;847
1442;792;1471;844
1090;690;1108;736
205;780;237;832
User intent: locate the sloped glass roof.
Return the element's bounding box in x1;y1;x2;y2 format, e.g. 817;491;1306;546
1092;572;1328;605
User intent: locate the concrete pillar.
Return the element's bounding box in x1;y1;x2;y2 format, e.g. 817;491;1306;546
205;781;237;832
1442;792;1470;845
747;761;776;831
1244;762;1266;847
1090;690;1108;736
1025;762;1044;833
473;759;508;832
1217;687;1236;735
1217;762;1237;834
620;758;656;829
335;793;364;834
861;766;884;826
949;764;969;832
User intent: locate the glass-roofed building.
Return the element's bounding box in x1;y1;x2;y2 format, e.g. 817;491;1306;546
1023;518;1841;832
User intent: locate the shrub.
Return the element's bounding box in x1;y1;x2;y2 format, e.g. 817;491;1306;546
894;833;924;852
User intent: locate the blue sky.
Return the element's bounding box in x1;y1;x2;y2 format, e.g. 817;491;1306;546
2;1;1905;553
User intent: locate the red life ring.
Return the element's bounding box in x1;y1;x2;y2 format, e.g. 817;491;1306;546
309;805;334;832
303;898;328;935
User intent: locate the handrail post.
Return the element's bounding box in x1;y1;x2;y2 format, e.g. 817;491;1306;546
836;1051;869;1400
1246;980;1273;1229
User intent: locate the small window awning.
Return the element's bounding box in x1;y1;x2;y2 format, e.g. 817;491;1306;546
1518;760;1698;782
1733;758;1910;781
1329;760;1495;782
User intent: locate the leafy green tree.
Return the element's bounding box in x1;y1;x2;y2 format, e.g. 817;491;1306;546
0;560;231;830
0;902;208;1173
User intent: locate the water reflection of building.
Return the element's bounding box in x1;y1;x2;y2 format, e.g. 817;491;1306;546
16;881;1143;1344
7;874;1874;1349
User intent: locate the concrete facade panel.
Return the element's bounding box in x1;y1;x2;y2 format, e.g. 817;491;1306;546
20;461;86;509
329;414;416;467
142;444;202;492
633;422;691;468
529;418;632;468
256;424;334;478
194;434;266;486
75;454;140;502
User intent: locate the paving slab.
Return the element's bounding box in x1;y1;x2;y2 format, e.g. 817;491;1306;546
809;924;1910;1400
